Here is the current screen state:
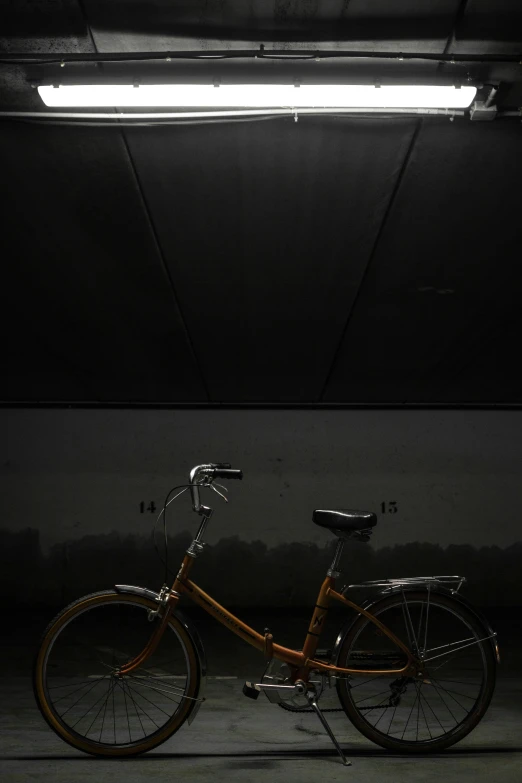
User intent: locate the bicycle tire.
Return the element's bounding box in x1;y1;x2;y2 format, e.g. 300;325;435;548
335;590;496;752
33;590;201;757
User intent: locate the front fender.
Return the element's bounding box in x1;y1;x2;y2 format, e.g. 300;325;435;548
114;584;207;724
331;584;500;667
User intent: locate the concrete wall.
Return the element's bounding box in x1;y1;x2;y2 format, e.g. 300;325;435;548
2;409;521;606
3;408;521;550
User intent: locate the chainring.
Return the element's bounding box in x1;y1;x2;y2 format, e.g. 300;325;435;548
262;660;328;712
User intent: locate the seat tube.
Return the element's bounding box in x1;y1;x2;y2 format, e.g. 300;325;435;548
302;575;334;661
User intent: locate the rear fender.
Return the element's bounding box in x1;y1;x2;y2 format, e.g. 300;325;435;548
331;584;500;667
114;584;207;724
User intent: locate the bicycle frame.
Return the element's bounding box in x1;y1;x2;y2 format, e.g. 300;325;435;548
119;551;420;679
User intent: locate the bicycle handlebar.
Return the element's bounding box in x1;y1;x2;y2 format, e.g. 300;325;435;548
213;468;243;480
189;463;243;512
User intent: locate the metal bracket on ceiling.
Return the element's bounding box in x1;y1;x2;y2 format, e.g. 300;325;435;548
470;85;499;121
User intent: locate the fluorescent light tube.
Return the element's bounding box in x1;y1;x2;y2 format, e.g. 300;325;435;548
38;84;476;109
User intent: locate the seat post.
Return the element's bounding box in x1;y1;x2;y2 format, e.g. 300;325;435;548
327;537;345;578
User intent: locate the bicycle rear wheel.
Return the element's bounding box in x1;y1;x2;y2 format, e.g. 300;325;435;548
34;590;200;756
336;590;496;752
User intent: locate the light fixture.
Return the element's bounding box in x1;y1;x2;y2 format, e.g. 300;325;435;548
38;83;477;109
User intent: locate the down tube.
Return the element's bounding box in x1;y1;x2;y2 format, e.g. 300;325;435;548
179;579;305;668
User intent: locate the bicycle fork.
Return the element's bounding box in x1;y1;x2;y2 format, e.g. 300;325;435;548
118;585;179;676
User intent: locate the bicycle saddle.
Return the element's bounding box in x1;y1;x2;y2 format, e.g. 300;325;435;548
313;509;377;534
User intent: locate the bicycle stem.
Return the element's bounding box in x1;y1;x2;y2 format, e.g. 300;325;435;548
189;463;214;512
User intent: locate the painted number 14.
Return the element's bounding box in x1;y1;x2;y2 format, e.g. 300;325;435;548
140;501;157;514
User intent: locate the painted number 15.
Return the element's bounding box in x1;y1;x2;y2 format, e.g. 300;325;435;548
381;501;398;514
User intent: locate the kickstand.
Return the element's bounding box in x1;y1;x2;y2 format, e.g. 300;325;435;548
305;691;351;766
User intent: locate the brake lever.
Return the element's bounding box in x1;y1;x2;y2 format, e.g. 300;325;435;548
210;483;229;502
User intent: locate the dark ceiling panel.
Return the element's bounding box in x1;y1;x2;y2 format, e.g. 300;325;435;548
124;117;417;402
82;0;515;54
323;119;522;404
449;0;522;53
1;1;521;407
2;122;207;403
341;0;460;53
0;0;93;53
6;330;95;402
0;0;519;53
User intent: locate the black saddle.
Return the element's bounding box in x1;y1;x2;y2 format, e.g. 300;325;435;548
313;509;377;539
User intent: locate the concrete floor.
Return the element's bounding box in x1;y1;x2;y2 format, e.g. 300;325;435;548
1;675;521;782
1;607;521;782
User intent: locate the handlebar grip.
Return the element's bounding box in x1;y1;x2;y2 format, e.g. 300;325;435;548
213;468;243;480
212;462;231;469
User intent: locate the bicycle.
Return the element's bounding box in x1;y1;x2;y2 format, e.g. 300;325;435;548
34;462;499;766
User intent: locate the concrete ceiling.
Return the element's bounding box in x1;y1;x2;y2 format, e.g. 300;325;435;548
1;0;522;406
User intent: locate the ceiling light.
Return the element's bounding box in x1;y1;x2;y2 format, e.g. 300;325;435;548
38;84;477;109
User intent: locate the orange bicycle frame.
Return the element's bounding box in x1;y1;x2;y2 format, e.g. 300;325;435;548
120;551;419;679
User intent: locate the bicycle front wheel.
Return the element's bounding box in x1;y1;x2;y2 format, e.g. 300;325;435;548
34;590;200;756
336;590;497;752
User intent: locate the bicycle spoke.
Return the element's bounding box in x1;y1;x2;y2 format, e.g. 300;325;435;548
123;682;162;728
125;680;172;719
424;635;493;663
433;678;481;686
416;601;424;650
431;658;483;672
83;680;118;737
401;688;420;740
52;678;103;705
363;693;394;717
49;679;97;690
423;585;431;657
349;674;387;689
425;637;475;655
58;675;110;717
415;683;432;740
339;594;491;749
416;683;421;740
385;698;399;736
373;699;391;730
420;689;445;733
112;679;116;744
401;590;418;652
114;678;147;739
127;674;184;702
127;685;148;738
69;678;116;730
354;688;392;706
122;675;132;742
40;596;194;749
98;678;114;741
430;680;460;724
132;670;187;690
430;682;477;701
431;679;470;712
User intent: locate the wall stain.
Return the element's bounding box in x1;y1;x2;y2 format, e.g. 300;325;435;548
0;528;521;608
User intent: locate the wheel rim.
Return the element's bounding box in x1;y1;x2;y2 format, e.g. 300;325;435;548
39;597;194;749
338;596;489;746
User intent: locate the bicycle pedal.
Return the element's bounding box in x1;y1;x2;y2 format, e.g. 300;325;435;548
243;681;261;700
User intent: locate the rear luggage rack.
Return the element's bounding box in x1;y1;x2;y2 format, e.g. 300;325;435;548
342;575;466;594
